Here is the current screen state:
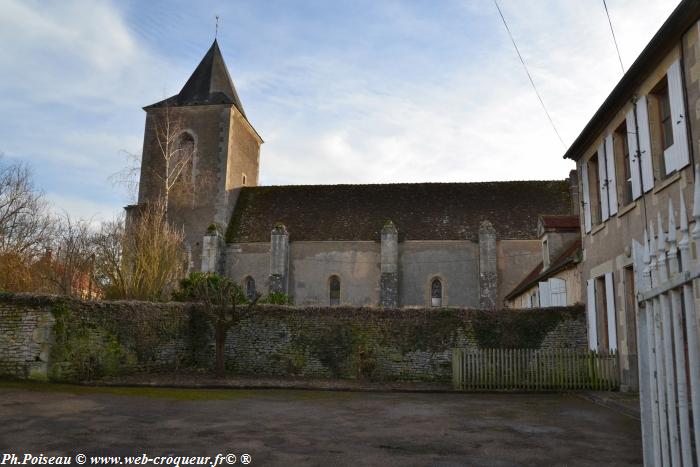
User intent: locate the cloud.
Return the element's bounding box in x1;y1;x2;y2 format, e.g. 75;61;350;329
0;0;683;221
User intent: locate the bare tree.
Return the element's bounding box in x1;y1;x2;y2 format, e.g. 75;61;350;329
150;105;196;219
93;201;187;300
191;274;260;377
0;157;53;291
41;214;97;298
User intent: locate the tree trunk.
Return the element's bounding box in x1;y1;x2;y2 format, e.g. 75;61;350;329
215;322;226;378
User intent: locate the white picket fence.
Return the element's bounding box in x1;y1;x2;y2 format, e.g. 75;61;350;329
452;348;619;391
632;165;700;467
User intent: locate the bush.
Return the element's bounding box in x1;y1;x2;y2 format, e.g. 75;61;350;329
259;292;293;305
174;272;248;304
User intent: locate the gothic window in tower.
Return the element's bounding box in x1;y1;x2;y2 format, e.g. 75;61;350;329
244;276;256;301
431;278;443;307
329;275;341;306
170;132;196;205
242;173;247;186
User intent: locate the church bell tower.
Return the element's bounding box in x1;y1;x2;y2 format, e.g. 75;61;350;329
132;40;263;271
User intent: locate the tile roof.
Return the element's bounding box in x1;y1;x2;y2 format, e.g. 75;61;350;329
504;239;581;300
226;180;573;242
539;215;579;231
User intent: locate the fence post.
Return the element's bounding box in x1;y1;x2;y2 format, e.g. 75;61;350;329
666;200;693;466
685;177;700;463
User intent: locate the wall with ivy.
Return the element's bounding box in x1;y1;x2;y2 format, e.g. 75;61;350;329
0;293;586;383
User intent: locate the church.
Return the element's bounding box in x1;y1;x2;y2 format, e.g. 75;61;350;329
131;40;577;309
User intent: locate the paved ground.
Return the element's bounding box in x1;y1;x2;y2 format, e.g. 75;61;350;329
0;382;642;466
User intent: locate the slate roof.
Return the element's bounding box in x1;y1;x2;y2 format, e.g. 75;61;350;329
504;239;581;301
145;40;247;117
226;181;572;242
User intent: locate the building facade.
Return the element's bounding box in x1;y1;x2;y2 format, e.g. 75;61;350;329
564;0;700;390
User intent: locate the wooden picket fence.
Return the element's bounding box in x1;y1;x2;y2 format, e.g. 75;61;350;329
452;348;619;391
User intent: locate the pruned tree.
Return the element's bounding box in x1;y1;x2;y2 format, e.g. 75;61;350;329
181;273;260;377
0;157;54;291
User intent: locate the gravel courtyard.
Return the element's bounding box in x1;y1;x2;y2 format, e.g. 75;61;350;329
0;382;642;466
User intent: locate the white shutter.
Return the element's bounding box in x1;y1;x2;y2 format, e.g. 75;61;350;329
587;279;598;351
605;272;618;352
539;281;551;307
626;109;642;199
636;96;655;192
605;134;618;215
598;143;609;221
667;58;690;170
525;295;532;308
549;278;567;307
581;161;592;233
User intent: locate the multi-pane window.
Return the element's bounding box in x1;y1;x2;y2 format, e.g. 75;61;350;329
329;276;340;306
658;82;674;151
615;122;633;206
588;154;602;225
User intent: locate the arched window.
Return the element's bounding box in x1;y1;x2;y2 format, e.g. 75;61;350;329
431;278;443;307
244;276;256;301
242;173;247;186
329;275;341;306
173;132;196;188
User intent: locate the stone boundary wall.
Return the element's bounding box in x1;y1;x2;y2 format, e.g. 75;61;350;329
0;293;586;383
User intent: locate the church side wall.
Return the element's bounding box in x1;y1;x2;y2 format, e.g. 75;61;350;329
398;241;479;308
225;243;271;293
496;240;542;307
289;241;380;306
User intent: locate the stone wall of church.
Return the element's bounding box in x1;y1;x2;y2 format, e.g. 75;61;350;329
398;241;480;307
0;293;587;383
226;239;543;308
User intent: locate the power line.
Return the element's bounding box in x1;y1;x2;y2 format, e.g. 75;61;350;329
603;0;625;74
493;0;566;149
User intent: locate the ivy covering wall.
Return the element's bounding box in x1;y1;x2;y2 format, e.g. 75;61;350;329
0;293;586;383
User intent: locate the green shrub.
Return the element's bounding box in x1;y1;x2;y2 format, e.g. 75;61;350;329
259;292;293;305
174;272;248;304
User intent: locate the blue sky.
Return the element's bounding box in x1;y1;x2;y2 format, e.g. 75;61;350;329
0;0;681;221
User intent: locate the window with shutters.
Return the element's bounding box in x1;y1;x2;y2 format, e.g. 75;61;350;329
549;278;567;307
614;122;633;207
649;78;671;179
329;275;341;306
587;154;602;225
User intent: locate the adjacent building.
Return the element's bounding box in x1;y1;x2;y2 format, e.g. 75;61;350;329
563;0;700;389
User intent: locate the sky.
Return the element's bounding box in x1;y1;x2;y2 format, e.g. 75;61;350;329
0;0;683;222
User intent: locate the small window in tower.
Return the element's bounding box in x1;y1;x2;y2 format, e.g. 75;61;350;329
244;276;256;301
431;278;443;307
329;275;341;306
242;174;247;186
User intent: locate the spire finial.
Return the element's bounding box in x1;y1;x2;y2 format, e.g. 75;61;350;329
215;15;219;39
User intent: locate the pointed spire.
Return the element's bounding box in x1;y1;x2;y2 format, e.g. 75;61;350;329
146;40;247;117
